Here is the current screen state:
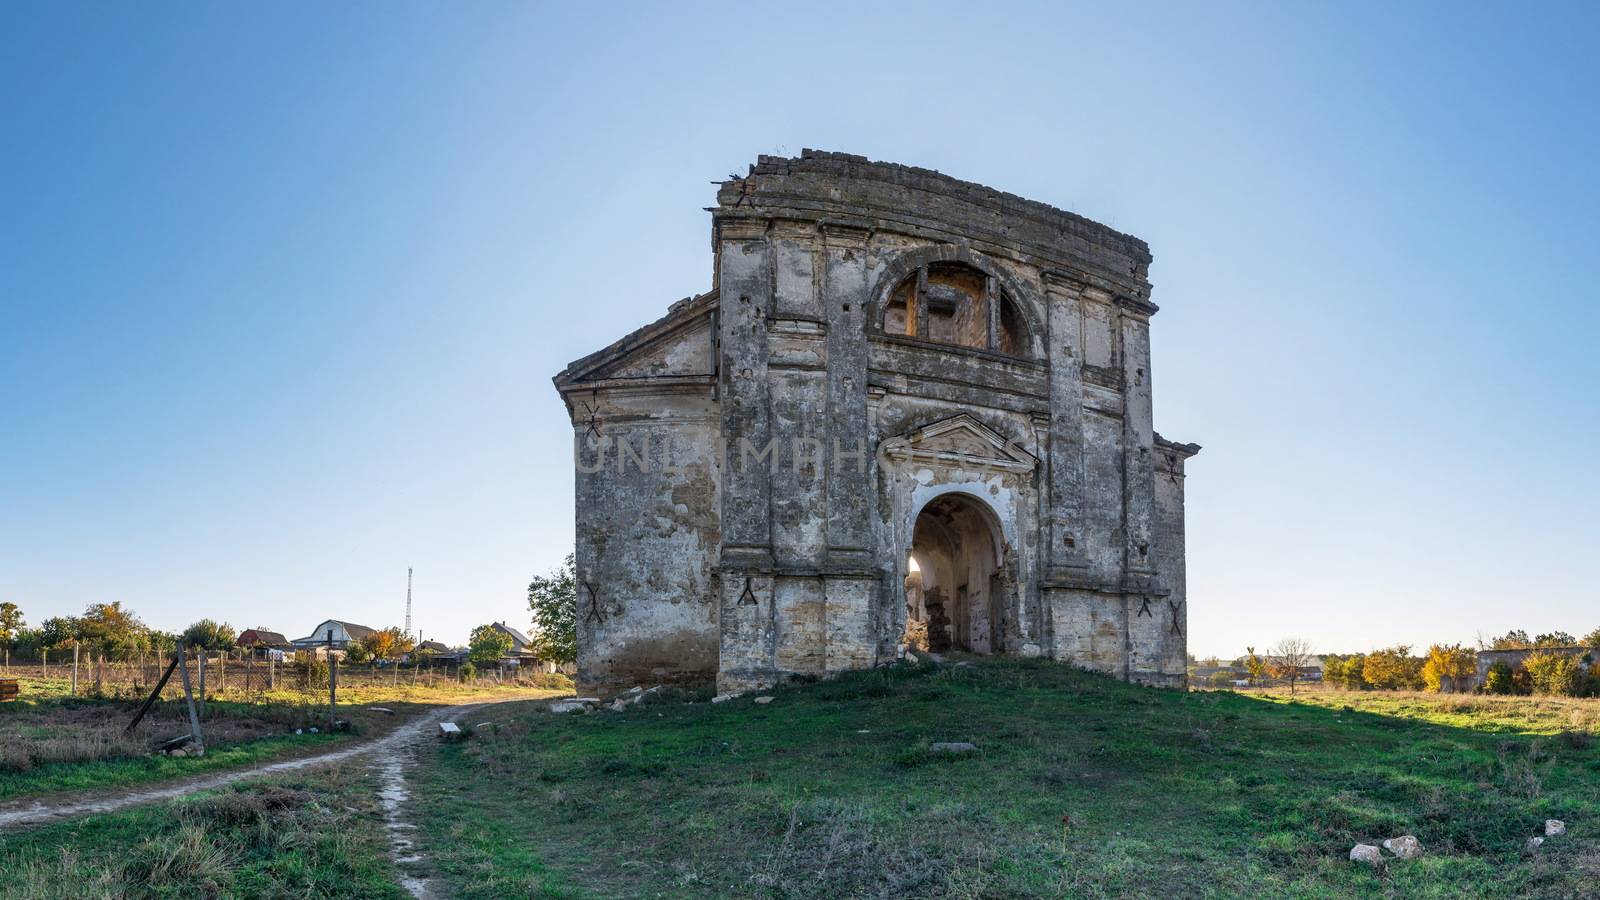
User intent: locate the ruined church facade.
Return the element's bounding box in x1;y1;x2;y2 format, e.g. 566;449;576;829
554;151;1198;695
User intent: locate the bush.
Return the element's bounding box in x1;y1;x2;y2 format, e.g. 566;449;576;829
1524;651;1583;696
1324;654;1370;691
295;657;329;692
1208;671;1234;688
1484;661;1518;695
459;662;477;682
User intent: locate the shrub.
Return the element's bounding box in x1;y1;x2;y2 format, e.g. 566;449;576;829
1524;651;1583;696
459;662;477;682
1484;661;1517;695
295;657;329;692
1208;670;1234;688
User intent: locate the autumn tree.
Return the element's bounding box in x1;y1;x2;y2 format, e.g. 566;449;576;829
527;554;577;666
1422;643;1477;692
1362;645;1424;690
1243;646;1267;686
1583;627;1600;649
1524;651;1583;696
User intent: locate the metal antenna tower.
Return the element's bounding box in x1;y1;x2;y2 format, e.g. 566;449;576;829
404;567;413;639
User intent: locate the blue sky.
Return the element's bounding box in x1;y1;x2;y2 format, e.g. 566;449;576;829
2;2;1595;654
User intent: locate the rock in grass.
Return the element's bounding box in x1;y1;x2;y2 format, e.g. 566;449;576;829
1382;835;1423;859
1525;836;1545;853
549;699;590;714
930;742;977;753
1349;844;1383;866
1546;819;1566;837
168;748;187;758
439;722;461;737
754;696;774;705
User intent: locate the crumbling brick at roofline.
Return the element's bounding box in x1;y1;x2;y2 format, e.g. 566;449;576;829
736;149;1152;267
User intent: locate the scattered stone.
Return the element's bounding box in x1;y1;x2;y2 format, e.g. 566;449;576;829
308;727;320;734
711;694;733;704
1525;836;1544;853
168;748;187;758
625;686;644;695
1546;819;1566;837
1382;835;1423;859
438;722;461;737
904;650;920;664
549;699;592;714
295;728;303;735
1349;844;1383;866
930;742;977;754
754;696;774;705
609;699;628;712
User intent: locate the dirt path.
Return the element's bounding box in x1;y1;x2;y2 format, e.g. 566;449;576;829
0;701;500;833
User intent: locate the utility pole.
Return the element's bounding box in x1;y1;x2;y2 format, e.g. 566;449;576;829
404;566;413;641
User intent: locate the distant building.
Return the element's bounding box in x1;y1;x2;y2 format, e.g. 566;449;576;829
291;620;377;653
237;629;291;651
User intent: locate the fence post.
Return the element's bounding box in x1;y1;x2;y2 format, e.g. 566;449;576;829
198;652;206;717
71;644;79;695
269;654;276;691
327;629;337;731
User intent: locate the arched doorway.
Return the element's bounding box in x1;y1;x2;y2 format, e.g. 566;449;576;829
904;493;1005;654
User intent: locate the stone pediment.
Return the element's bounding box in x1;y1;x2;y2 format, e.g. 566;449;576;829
879;414;1038;473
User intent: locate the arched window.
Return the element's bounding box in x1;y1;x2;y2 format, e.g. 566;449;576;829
883;262;1026;355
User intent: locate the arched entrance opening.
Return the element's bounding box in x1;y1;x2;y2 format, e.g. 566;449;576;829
903;493;1004;654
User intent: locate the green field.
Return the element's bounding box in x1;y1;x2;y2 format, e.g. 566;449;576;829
408;658;1598;898
0;768;406;900
0;675;570;801
2;659;1596;898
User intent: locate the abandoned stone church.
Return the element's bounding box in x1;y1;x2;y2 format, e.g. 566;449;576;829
554;151;1198;695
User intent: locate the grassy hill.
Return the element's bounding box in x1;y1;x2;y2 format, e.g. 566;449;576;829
412;657;1598;899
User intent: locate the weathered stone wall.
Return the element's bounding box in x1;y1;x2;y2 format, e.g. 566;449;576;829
556;150;1197;696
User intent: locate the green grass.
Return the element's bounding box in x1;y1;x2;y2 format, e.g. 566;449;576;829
0;768;406;899
0;678;571;801
408;658;1600;898
0;731;346;800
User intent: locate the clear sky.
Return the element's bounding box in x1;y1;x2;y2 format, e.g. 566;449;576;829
2;2;1596;654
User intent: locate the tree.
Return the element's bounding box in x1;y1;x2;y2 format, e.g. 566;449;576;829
1533;631;1577;648
1490;630;1533;650
77;602;150;657
1271;637;1314;695
527;554;577;666
1362;646;1424;690
1582;627;1600;649
1243;647;1268;686
180;619;237;652
1524;651;1583;696
468;624;514;667
360;627;415;667
0;602;23;668
1422;644;1477;692
344;641;372;664
38;617;80;651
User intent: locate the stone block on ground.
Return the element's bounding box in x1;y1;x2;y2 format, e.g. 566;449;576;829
1382;836;1422;859
1349;844;1382;866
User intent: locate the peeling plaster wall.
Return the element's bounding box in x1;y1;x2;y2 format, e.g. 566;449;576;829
555;151;1197;696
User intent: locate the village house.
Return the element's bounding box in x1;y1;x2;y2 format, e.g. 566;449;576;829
236;628;291;656
556;151;1200;695
290;619;377;655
